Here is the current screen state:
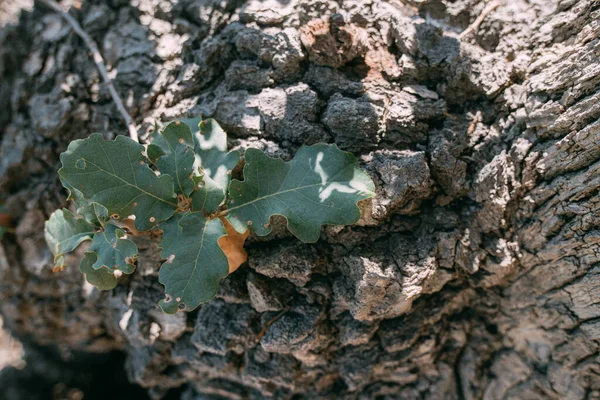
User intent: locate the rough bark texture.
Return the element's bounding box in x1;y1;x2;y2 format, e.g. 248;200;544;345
1;0;599;399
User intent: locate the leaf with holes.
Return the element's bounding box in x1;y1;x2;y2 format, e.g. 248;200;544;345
225;144;376;243
88;223;137;274
44;208;96;268
80;251;117;290
59;133;178;231
158;212;229;314
47;116;377;314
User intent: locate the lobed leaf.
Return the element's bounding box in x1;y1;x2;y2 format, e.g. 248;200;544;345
146;134;167;164
153;122;196;196
80;252;117;290
88;223;137;274
158;212;229;314
225;144;376;243
92;203;109;224
148;117;200;161
61;179;99;225
59;133;178;231
50;116;376;313
44;208;95;268
191;173;225;214
179;117;202;134
193;118;240;190
190;118;240;213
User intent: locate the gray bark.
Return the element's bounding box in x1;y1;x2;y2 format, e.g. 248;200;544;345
1;0;599;399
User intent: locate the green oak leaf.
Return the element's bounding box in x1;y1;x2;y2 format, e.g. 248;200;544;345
44;208;96;267
148;118;199;163
61;179;99;224
92;203;109;224
80;251;117;290
158;212;229;314
146;123;167;163
154;122;196;196
191;171;225;214
194;118;240;189
59;133;178;231
225;144;376;243
88;223;137;274
189;118;240;213
180;117;201;134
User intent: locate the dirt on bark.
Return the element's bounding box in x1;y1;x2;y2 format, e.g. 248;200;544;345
1;0;599;399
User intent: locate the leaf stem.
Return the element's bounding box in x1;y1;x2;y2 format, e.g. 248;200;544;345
38;0;139;143
214;209;229;218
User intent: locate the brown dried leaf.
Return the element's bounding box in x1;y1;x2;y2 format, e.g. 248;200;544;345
218;216;249;273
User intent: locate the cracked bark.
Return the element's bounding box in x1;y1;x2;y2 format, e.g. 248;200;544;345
0;0;599;399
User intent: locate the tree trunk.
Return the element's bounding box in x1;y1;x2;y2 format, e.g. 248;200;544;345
1;0;599;399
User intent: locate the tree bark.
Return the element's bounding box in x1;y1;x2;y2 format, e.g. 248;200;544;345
1;0;599;399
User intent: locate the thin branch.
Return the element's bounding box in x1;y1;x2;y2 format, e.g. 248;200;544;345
38;0;139;142
257;306;291;342
459;0;502;40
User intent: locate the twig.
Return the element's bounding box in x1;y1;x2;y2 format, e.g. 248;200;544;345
38;0;139;142
459;0;502;40
257;306;291;341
